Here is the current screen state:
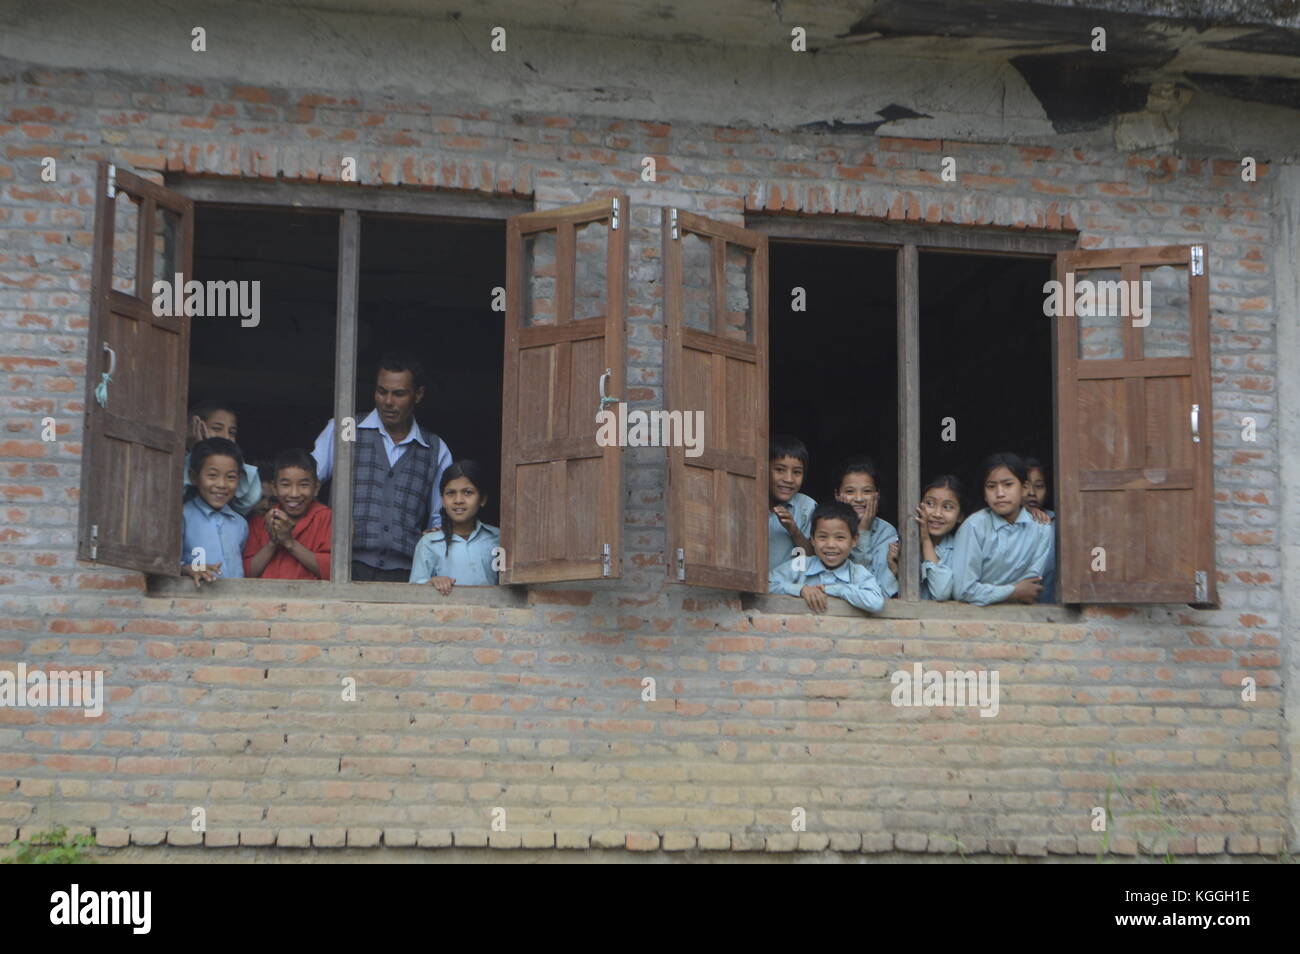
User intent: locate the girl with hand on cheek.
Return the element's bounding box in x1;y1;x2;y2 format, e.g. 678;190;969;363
914;475;964;601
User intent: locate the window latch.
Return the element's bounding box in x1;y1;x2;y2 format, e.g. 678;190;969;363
669;208;679;241
676;547;685;581
610;197;620;231
1195;570;1208;602
1191;403;1200;443
602;543;612;578
106;163;116;199
1190;245;1204;276
89;524;99;560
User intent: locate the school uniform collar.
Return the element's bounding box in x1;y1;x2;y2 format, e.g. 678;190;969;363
807;556;855;582
357;409;429;447
993;507;1035;531
190;496;239;520
446;519;489;544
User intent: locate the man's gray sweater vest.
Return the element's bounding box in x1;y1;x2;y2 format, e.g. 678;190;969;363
351;423;440;571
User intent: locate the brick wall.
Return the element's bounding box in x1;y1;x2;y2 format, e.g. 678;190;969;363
0;59;1289;859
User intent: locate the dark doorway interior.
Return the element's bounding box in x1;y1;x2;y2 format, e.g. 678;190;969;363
919;251;1054;514
768;241;898;508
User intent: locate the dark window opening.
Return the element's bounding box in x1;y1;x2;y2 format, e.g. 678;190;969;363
190;205;339;464
919;251;1054;515
769;241;898;506
356;214;505;526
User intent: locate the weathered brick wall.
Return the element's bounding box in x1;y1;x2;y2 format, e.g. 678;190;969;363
0;59;1289;858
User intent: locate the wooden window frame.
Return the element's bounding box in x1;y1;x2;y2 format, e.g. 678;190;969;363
147;177;532;599
746;215;1078;605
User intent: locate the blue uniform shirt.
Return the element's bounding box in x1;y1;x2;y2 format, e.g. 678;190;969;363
849;516;900;598
769;554;886;613
768;492;816;572
949;506;1054;606
181;496;248;578
409;520;500;586
920;534;957;601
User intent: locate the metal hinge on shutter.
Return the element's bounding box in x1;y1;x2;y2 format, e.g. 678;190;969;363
106;164;116;199
89;524;99;560
610;197;620;231
1195;570;1208;602
1191;245;1204;276
669;207;679;240
601;543;612;577
675;547;685;581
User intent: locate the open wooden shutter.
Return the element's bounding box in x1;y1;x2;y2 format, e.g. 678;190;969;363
77;162;194;574
662;209;769;591
1055;244;1215;604
500;195;627;583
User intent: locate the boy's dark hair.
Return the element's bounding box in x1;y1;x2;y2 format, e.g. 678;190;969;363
437;460;490;555
769;434;809;467
834;455;879;489
189;399;237;422
810;501;859;538
189;437;244;477
253;459;276;483
272;448;318;481
375;352;426;390
1022;456;1049;480
978;452;1029;486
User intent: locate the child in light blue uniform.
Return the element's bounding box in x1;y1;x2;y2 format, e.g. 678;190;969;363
1023;457;1057;603
915;474;964;601
950;452;1054;606
409;461;500;594
180;437;249;586
834;456;900;598
768;434;816;572
770;502;886;613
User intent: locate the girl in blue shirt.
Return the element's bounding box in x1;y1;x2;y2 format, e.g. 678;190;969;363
834;456;900;597
950;452;1054;606
181;437;249;587
410;461;500;594
914;474;964;601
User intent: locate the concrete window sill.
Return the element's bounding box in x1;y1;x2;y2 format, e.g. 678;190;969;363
146;575;529;607
744;593;1082;623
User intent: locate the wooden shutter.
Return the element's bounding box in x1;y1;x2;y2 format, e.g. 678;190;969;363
77;162;194;574
1055;244;1215;604
662;209;769;591
500;195;627;583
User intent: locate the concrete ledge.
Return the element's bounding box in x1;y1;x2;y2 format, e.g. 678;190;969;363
60;826;1292;863
746;594;1083;622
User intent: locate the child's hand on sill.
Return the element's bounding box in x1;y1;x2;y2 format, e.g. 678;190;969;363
1027;506;1052;525
887;541;900;576
181;562;222;587
428;576;455;596
799;583;829;614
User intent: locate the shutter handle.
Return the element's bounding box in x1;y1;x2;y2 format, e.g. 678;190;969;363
1191;403;1200;443
94;342;117;408
597;368;619;420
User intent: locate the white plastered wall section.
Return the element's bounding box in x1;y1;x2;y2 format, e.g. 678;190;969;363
1277;162;1300;853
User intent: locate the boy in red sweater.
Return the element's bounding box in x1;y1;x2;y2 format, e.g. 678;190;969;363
243;449;333;580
